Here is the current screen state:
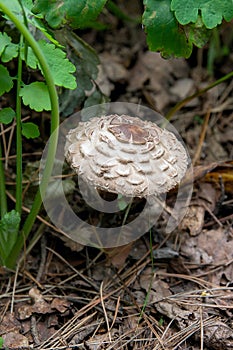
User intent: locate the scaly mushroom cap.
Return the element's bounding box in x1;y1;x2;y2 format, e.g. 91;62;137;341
64;114;188;197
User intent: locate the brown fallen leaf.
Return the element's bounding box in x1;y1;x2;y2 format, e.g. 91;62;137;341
18;287;52;320
192;160;233;194
2;331;29;348
180;205;205;236
204;160;233;193
51;297;70;313
0;312;21;334
204;320;233;350
105;243;133;269
181;227;233;285
180;182;220;236
193;162;219;182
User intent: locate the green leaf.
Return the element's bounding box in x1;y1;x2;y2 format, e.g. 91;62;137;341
171;0;233;29
0;0;34;21
32;0;108;29
0;107;15;124
142;0;192;58
0;32;19;62
0;0;60;47
0;65;14;96
22;122;40;139
0;32;11;56
1;43;19;62
20;46;38;69
0;210;20;265
19;82;51;111
38;40;76;89
24;40;77;89
0;0;23;18
30;16;63;47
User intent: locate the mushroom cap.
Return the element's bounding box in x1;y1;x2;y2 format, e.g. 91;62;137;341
64;114;188;197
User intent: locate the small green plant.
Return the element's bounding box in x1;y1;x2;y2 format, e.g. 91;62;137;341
0;0;105;268
142;0;233;58
0;336;4;348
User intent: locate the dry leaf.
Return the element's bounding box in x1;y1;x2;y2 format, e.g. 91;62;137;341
2;332;29;348
180;205;205;236
106;243;133;269
51;297;70;313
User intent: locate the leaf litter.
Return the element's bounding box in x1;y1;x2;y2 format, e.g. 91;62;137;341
1;2;233;349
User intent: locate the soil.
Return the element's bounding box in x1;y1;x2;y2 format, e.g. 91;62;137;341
1;2;233;349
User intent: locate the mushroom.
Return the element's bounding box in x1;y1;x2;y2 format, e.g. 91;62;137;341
64;114;188;198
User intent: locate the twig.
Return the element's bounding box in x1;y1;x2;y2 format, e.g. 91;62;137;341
31;315;40;345
165;70;233;120
36;235;47;282
192;109;211;166
100;281;112;342
10;263;20;313
46;247;99;291
109;295;120;331
6;190;68;235
200;307;204;350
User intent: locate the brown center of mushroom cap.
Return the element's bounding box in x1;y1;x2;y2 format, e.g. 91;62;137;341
108;123;149;144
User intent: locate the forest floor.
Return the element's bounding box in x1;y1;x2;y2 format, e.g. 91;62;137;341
1;2;233;349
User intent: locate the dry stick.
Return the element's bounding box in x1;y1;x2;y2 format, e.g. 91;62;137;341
22;167;40;200
200;307;204;350
31;315;41;345
39;286;123;349
0;116;30;137
115;271;165;349
6;190;67;235
157;271;216;289
0;124;7;166
218;77;233;104
158;318;174;346
175;299;233;309
46;247;99;291
5;117;16;169
164;317;217;349
100;281;112;342
0;123;8;169
42;312;97;349
10;263;20;313
90;318;104;339
204;212;233;227
0;299;10;323
0;151;42;161
109;295;120;332
107;328;147;350
192;109;211;166
36;234;47;282
201;202;223;227
165;70;233;121
0;116;30;168
23;270;44;289
40;267;158;348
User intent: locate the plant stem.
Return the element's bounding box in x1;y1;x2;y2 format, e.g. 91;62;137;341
15;35;23;215
165;70;233;120
0;141;7;218
0;2;59;268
